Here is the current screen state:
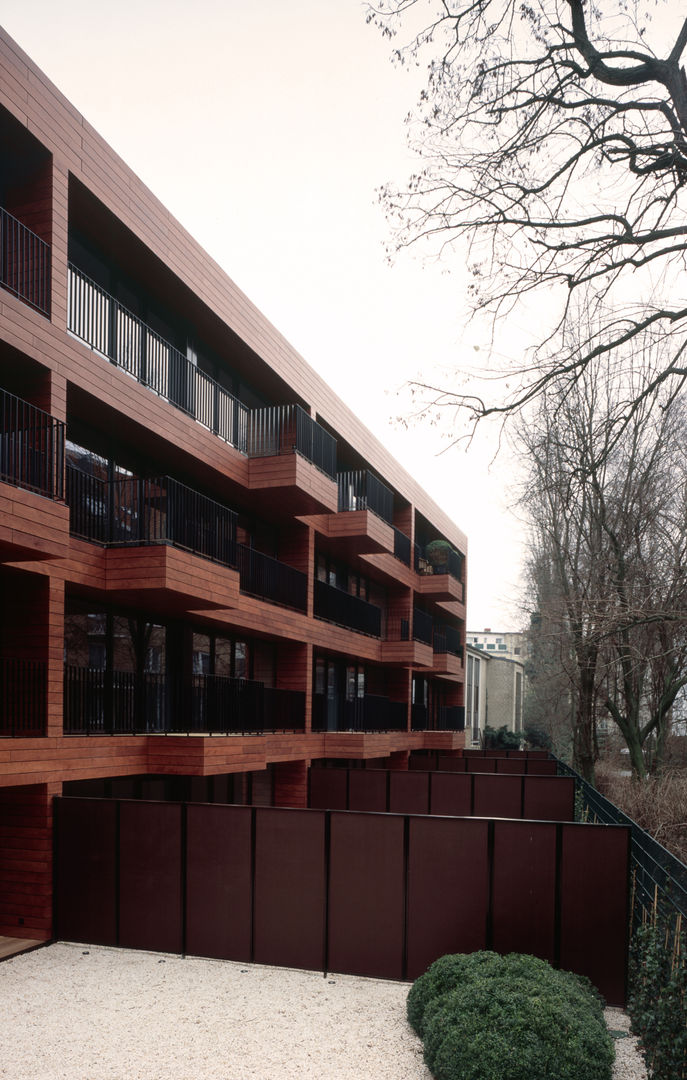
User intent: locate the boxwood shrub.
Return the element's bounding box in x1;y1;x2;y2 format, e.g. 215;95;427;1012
408;952;613;1080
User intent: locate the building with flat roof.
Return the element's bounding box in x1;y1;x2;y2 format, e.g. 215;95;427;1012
0;28;467;942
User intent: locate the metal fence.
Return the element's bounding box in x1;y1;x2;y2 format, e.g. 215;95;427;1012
66;466;238;569
0;206;50;315
0;657;46;736
247;404;336;479
67;264;248;451
393;527;411;565
1;388;65;499
337;470;393;524
556;758;687;931
236;544;308;612
312;693;407;733
415;542;464;585
433;624;463;657
313;579;382;637
64;666;305;735
412;607;433;646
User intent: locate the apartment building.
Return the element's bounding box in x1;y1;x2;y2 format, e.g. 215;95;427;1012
468;628;526;662
0;29;467;943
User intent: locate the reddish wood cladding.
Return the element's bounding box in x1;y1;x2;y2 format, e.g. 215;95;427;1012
416;573;464;603
105;545;241;612
273;759;308;808
431;652;464;678
0;28;466;555
248;456;338;515
0;782;59;939
304;510;394;557
0;482;70;562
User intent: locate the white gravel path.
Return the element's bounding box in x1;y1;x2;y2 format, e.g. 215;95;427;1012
0;943;647;1080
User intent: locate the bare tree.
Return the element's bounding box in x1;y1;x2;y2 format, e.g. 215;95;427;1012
369;0;687;438
520;366;687;779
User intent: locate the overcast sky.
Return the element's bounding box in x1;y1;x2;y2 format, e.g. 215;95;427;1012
2;0;528;630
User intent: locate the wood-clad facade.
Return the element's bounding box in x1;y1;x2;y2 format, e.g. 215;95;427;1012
0;28;467;942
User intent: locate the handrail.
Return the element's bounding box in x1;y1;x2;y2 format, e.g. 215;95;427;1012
237;544;308;612
0;206;50;315
247;403;337;479
313;579;382;637
337;469;393;524
67;263;249;451
1;387;65;499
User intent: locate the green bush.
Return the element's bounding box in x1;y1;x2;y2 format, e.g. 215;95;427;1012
483;724;522;750
408;952;613;1080
628;920;687;1080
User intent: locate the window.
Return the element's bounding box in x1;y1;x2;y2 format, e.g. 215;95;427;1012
487;644;496;650
498;644;508;651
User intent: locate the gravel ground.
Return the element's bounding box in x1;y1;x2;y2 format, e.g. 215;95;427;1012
0;943;646;1080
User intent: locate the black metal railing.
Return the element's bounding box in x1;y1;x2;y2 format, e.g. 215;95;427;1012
64;666;305;735
312;693;407;733
556;758;687;931
1;206;50;315
67;264;249;451
393;527;411;565
237;544;308;612
66;466;238;568
413;607;433;646
1;388;65;499
313;579;382;637
433;624;463;658
337;470;393;524
0;657;46;736
411;703;465;731
247;404;336;479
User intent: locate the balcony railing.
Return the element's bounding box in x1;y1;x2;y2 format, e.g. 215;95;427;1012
312;692;407;733
1;388;65;499
433;624;463;658
411;704;465;731
247;404;336;479
313;579;382;637
413;607;434;646
393;527;411;565
337;470;393;524
237;544;308;612
66;466;238;569
67;264;249;451
0;657;46;737
1;206;50;316
64;667;305;735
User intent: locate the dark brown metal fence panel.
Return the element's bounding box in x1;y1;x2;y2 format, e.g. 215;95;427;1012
309;767;348;810
389;771;429;815
473;774;522;818
348;769;387;812
119;801;182;954
328;812;405;979
429;772;472;817
185;804;252;962
436;756;466;772
526;759;558;775
466;757;497;773
253;807;326;971
497;759;526;774
559;824;630;1004
55;798;117;945
523;776;575;822
492;820;557;963
406;817;489;979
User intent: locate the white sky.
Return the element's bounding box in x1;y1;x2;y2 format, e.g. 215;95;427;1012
1;0;528;631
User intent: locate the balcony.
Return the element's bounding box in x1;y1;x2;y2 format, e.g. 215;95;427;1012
313;579;382;637
381;614;434;667
63;666;305;735
1;388;64;500
312;692;407;733
67;264;249;451
237;544;308;612
1;206;50;316
393;527;411;566
0;657;46;737
432;624;464;676
247;404;338;515
415;542;465;603
337;470;393;523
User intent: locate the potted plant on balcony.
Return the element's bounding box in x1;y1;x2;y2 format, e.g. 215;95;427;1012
424;539;455;572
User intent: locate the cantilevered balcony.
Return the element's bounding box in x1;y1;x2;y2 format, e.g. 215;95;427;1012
0;657;46;736
312;692;407;733
247;404;338;514
1;206;50;316
67;264;248;451
313;579;382;637
432;623;464;676
415;541;465;602
381;612;434;667
337;470;392;523
393;527;411;566
305;469;395;556
0;389;69;562
63;666;305;735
